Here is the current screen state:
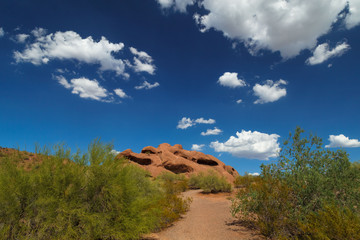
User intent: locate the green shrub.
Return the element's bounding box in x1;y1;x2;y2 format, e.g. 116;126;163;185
234;174;260;188
157;191;192;228
232;176;296;239
189;171;232;193
188;172;204;189
155;172;188;194
0;140;190;240
352;161;360;171
299;204;360;240
154;172;191;227
231;127;360;239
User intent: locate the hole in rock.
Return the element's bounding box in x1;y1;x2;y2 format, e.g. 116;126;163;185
164;164;193;174
127;156;152;165
197;159;218;166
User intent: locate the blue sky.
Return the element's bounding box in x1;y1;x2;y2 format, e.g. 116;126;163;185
1;0;360;174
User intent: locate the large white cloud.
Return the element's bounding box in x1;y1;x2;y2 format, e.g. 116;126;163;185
201;127;222;136
253;79;287;104
210;130;280;160
14;30;126;76
135;81;160;90
191;144;205;151
218;72;246;88
193;0;357;58
177;117;215;129
325;134;360;148
13;29;156;78
0;27;4;37
156;0;195;12
346;0;360;29
306;42;350;65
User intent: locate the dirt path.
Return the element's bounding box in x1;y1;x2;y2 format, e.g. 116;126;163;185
147;190;263;240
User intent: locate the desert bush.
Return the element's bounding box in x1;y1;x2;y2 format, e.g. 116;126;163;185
188;172;204;189
231;127;360;239
234;174;260;188
352;160;360;171
154;172;191;227
157;191;192;228
189;171;232;193
156;172;188;194
0;139;190;240
232;176;297;239
299;204;360;240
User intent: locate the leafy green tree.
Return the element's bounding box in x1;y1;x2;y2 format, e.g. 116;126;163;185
232;127;360;239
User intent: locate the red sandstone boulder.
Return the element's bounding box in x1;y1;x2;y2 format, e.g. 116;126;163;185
116;143;239;183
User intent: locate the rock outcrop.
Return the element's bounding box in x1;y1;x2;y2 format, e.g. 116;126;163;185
0;147;42;171
116;143;239;183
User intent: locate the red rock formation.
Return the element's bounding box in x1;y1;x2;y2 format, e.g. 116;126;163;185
0;147;42;171
116;143;239;183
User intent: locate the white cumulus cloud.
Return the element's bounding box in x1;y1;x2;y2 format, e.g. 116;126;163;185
177;117;195;129
210;130;280;160
236;99;243;104
191;144;205;151
55;75;111;101
253;79;287;104
114;88;128;98
15;34;30;43
14;29;128;76
135;81;160;90
346;0;360;29
177;117;216;129
156;0;195;12
248;172;260;176
110;149;121;156
31;27;47;38
218;72;246;88
201;127;222;136
306;42;350;65
128;47;156;75
193;0;356;58
325;134;360;148
195;118;216;124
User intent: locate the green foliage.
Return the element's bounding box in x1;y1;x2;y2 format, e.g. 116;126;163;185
232;127;360;239
0;140;190;240
232;176;296;238
352;160;360;171
155;172;188;194
189;170;232;193
154;172;191;227
299;204;360;240
157;192;192;228
188;172;204;189
233;174;260;188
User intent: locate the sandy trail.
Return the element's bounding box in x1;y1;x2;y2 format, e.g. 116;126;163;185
148;190;263;240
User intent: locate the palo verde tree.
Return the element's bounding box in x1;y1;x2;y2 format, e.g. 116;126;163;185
232;127;360;239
